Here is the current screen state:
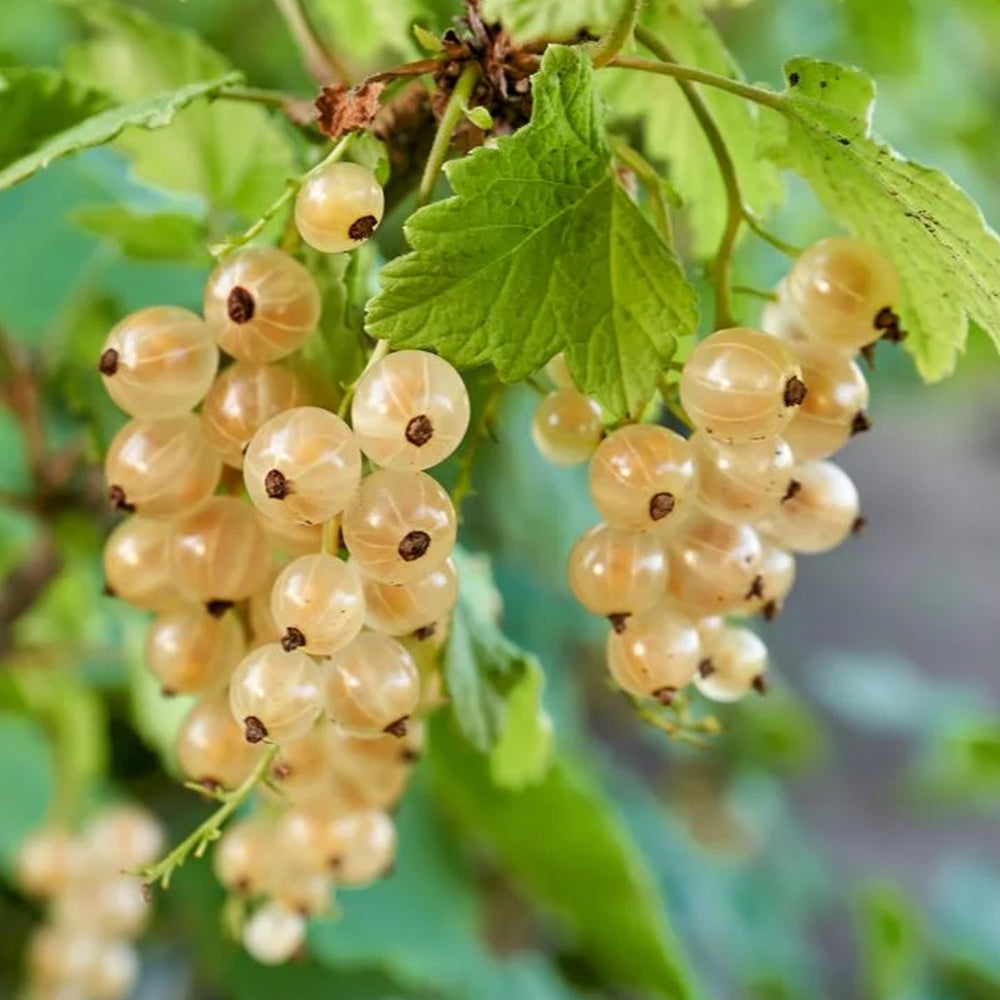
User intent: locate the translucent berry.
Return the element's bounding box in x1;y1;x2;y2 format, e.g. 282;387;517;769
761;282;809;344
244;406;361;526
82;939;139;1000
15;827;83;898
99;306;218;418
242;900;306;965
229;643;323;744
341;468;456;584
361;558;458;636
691;432;794;525
567;523;668;620
83;804;164;872
268;725;334;803
322;632;420;738
531;388;603;465
214;817;273;894
54;873;150;940
146;607;245;696
544;352;575;389
786;236;900;350
764;459;860;553
328;811;397;888
171;497;270;604
694;626;769;702
272;868;334;917
103;517;185;612
104;415;221;518
783;341;870;460
201;361;309;467
255;508;323;556
588;424;694;531
270;553;365;655
203;246;321;363
605;602;701;702
667;510;763;615
351;349;470;470
740;542;796;618
680;328;806;444
175;693;262;790
295;161;384;254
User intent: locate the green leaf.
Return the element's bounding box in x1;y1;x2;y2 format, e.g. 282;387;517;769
429;715;696;999
0;66;109;171
769;57;1000;379
0;712;55;876
599;0;783;258
0;71;240;191
854;881;925;1000
311;0;425;62
71;204;209;263
444;549;552;788
64;1;296;218
482;0;617;41
367;45;698;419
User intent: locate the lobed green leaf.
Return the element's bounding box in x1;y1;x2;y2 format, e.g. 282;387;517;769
770;57;1000;378
482;0;617;42
367;45;698;419
71;204;209;263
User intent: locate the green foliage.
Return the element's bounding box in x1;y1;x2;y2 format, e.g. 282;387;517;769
430;715;696;999
854;882;924;1000
482;0;616;41
769;57;1000;380
0;67;108;172
602;0;783;258
0;712;54;874
368;45;698;419
444;548;552;788
71;205;209;263
0;70;239;191
63;1;297;219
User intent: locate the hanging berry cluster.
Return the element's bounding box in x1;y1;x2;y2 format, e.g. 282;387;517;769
533;236;897;708
99;158;470;965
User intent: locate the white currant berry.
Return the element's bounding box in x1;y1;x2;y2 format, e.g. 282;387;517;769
786;236;900;350
588;424;694;531
201;361;309;467
680;328;806;444
567;523;668;622
99;306;218;419
667;510;763;615
351;349;470;470
146;607;245;696
171;497;271;604
605;602;701;703
738;541;796;619
691;432;795;526
322;632;420;738
229;643;323;744
244;406;362;526
694;626;769;702
203;246;321;363
175;693;262;790
53;873;150;940
783;341;870;460
328;810;397;888
544;352;575;389
242;900;306;965
104;415;221;518
531;388;603;465
103;517;185;612
255;508;323;557
15;827;83;898
341;468;457;584
83;804;164;872
268;724;334;804
361;558;458;636
213;817;273;894
764;459;860;553
295;161;384;254
270;553;365;656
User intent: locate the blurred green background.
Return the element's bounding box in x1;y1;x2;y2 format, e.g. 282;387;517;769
1;1;999;998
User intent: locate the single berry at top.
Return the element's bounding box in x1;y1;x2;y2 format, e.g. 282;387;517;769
295;161;385;254
351;350;471;470
203;247;321;363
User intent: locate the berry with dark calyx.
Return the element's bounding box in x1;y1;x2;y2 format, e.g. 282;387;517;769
295;161;385;254
764;459;860;553
203;247;321;363
361;558;458;637
693;626;769;703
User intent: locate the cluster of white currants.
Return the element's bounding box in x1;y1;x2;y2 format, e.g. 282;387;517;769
533;236;897;708
16;806;164;1000
96;160;472;963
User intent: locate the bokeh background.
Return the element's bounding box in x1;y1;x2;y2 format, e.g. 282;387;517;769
1;1;999;998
